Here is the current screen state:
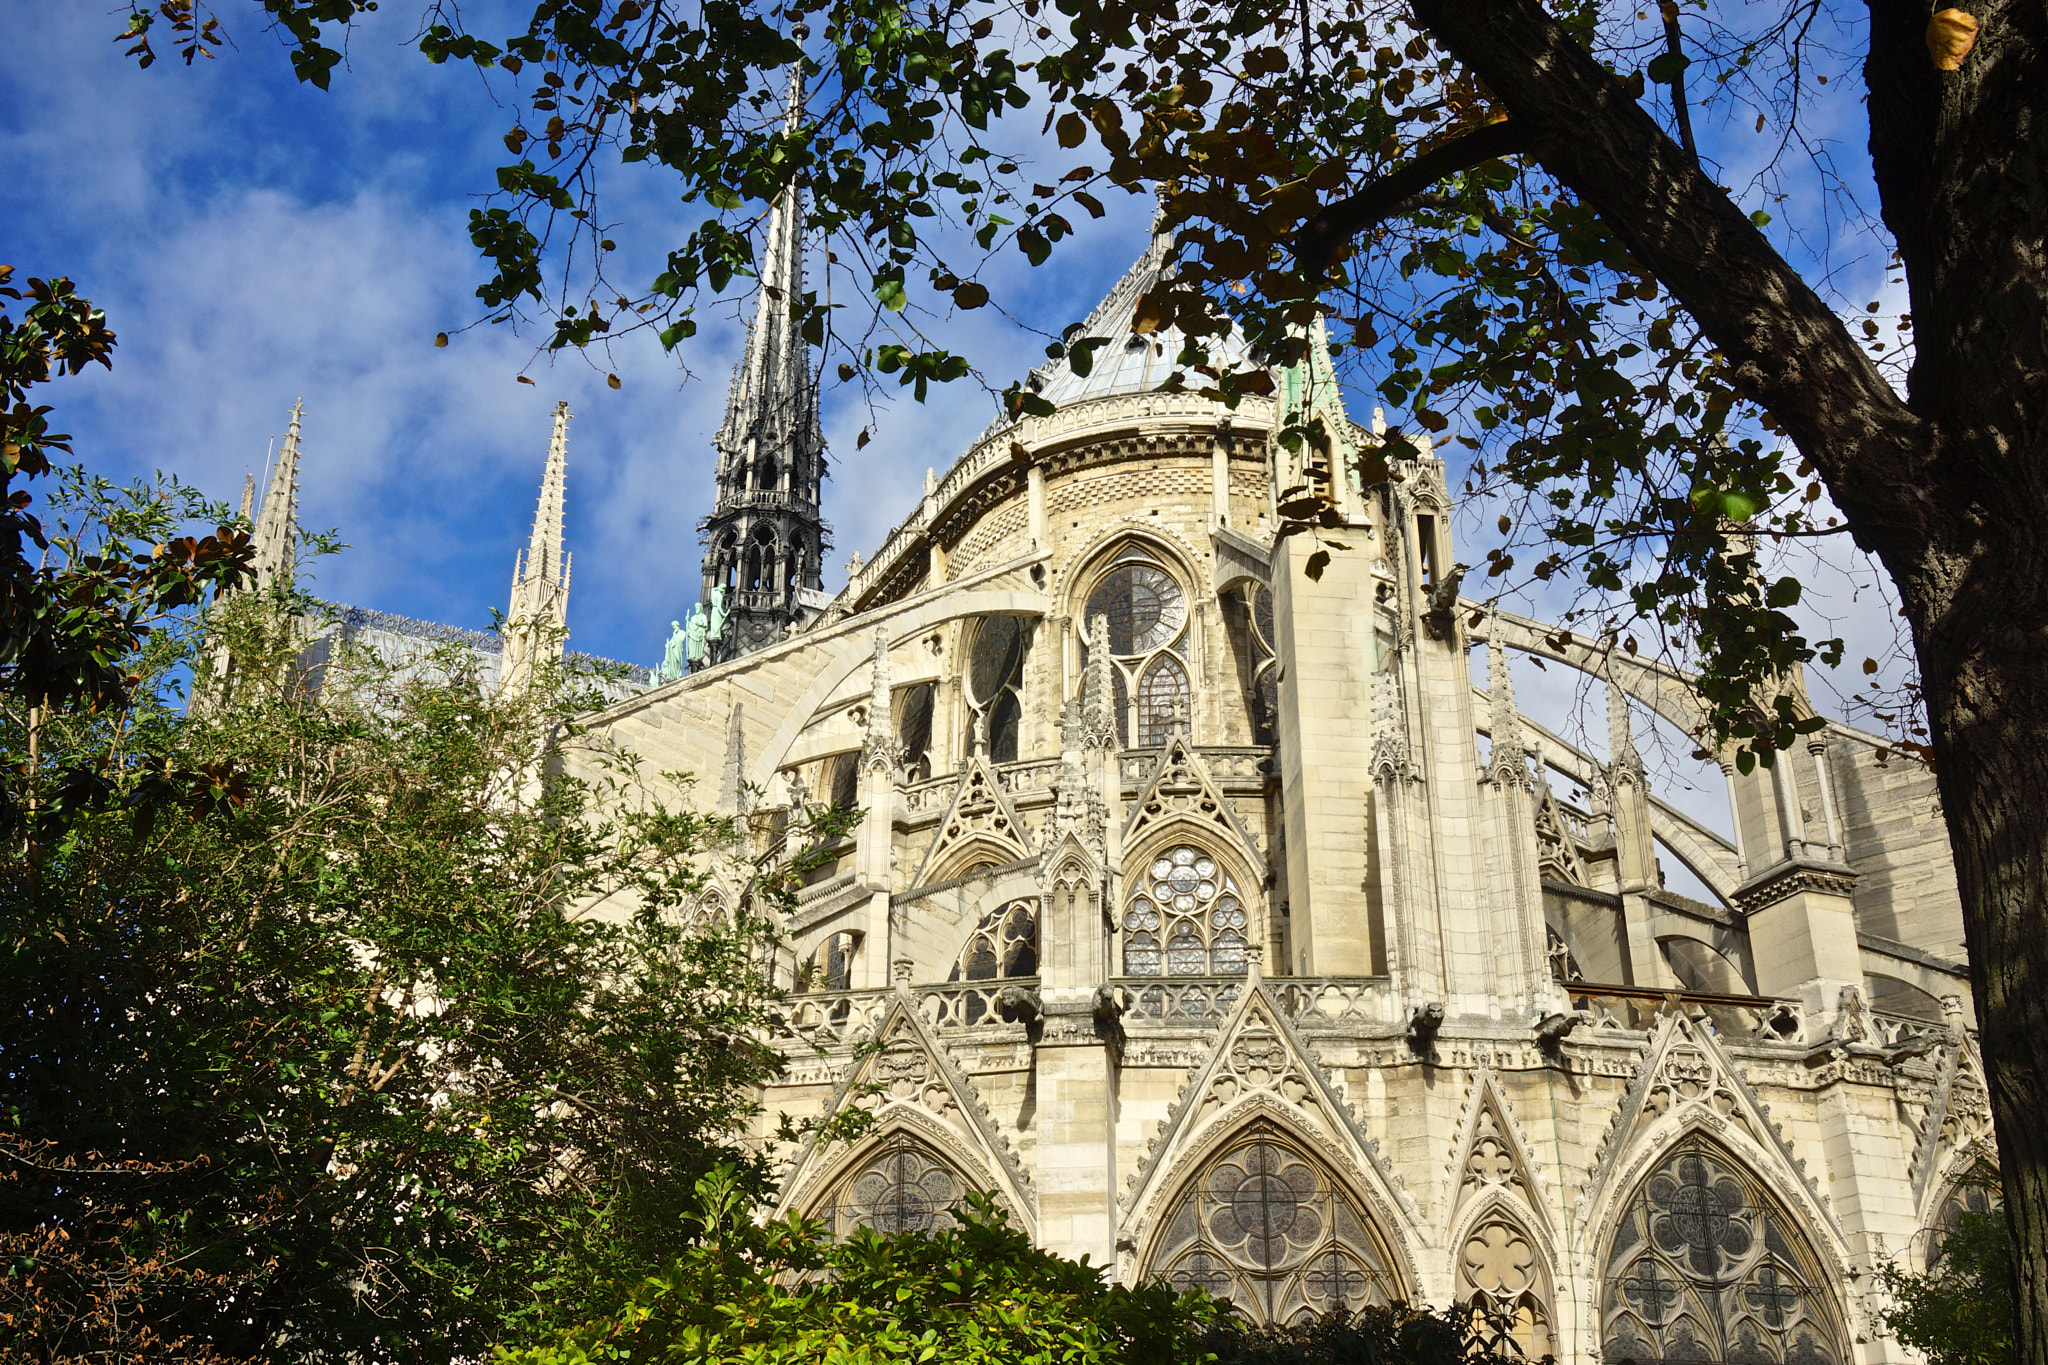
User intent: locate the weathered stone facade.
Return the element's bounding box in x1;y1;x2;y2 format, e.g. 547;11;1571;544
573;240;1983;1364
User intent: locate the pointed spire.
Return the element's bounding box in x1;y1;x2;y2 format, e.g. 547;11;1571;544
1080;614;1117;750
719;702;748;813
861;627;898;772
238;472;256;523
1607;662;1645;781
1486;622;1528;788
715;68;817;465
501;403;574;696
1370;666;1409;780
252;400;302;590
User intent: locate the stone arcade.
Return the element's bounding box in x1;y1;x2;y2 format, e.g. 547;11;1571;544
550;223;1988;1365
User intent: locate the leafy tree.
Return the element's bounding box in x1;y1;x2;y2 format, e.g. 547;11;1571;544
1882;1207;2017;1365
499;1166;1233;1365
120;0;2048;1351
1;543;838;1361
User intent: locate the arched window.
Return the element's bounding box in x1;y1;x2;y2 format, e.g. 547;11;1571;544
1083;545;1191;747
1143;1128;1399;1325
820;1133;969;1236
1457;1214;1555;1360
950;901;1038;983
1928;1175;1999;1269
1226;582;1279;746
898;682;935;783
1121;843;1250;977
968;616;1027;763
1601;1136;1848;1365
828;751;859;812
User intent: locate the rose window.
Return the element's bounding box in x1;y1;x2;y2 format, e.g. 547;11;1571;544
1122;845;1249;977
1601;1137;1847;1364
1082;546;1192;748
824;1135;966;1236
1144;1131;1397;1325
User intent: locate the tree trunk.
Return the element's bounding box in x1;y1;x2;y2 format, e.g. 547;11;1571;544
1410;0;2048;1354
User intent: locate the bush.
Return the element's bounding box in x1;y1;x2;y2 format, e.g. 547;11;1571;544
1880;1205;2015;1365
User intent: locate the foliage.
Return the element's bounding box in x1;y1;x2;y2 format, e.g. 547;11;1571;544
1;568;836;1363
0;266;250;726
1880;1157;2015;1365
499;1166;1233;1365
1193;1304;1538;1365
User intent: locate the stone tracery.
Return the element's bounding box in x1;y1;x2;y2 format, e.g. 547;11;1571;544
1143;1128;1399;1325
1121;843;1251;977
1600;1137;1846;1365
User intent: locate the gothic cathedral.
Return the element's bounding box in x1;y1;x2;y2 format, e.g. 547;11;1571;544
513;209;1973;1362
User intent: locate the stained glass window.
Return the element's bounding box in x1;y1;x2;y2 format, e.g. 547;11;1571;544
1601;1137;1847;1365
825;1135;966;1236
1137;656;1191;748
898;683;935;782
967;618;1027;762
1087;560;1187;655
1122;845;1251;977
1080;546;1195;748
1930;1179;1998;1268
951;902;1039;984
1145;1131;1397;1325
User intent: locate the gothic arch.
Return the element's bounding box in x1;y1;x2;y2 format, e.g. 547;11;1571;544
1052;523;1206;615
1118;829;1261;978
1596;1131;1851;1365
1138;1120;1406;1325
802;1121;1015;1237
1450;1196;1558;1363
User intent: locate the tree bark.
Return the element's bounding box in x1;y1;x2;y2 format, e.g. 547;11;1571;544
1405;0;2048;1353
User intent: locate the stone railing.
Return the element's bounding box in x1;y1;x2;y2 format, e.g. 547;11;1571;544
1869;1010;1959;1048
773;979;1041;1043
1565;984;1803;1043
713;487;820;517
920;980;1040;1030
1115;977;1246;1023
1272;977;1395;1026
311;600;650;684
997;757;1065;797
839;389;1279;610
902;774;958;817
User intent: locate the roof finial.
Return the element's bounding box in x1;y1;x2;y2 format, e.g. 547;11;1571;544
252;400;302;590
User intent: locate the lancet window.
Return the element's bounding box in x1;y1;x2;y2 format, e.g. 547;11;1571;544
1227;582;1279;746
1456;1214;1555;1360
1083;545;1191;748
1600;1136;1847;1365
1144;1129;1398;1325
820;1133;969;1236
968;617;1027;763
950;901;1039;982
898;682;935;783
1121;844;1250;977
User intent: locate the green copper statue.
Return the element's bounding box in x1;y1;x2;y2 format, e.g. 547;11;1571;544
658;620;689;683
684;601;710;668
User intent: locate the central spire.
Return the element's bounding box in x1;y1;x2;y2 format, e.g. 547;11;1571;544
697;63;830;663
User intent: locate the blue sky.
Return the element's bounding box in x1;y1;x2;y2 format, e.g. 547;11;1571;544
2;1;1915;849
0;3;1151;671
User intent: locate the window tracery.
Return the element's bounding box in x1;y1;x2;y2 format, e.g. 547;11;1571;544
950;901;1039;983
1121;844;1250;977
968;617;1027;763
1601;1137;1846;1365
1227;582;1279;746
1457;1214;1555;1360
1083;546;1192;747
1144;1130;1397;1325
898;682;934;782
820;1133;968;1236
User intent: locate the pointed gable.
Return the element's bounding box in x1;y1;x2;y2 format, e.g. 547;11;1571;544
1448;1069;1550;1231
773;993;1033;1230
1124;733;1264;879
911;755;1034;887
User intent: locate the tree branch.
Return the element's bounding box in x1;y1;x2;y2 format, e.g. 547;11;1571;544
1409;0;1934;567
1293;119;1531;275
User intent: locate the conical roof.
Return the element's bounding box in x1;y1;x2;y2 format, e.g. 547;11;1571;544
1016;229;1262;409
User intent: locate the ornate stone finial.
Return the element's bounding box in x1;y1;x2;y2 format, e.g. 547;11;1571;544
719;702;748;813
893;958;915;991
238;472;256;523
846;550;864;577
1369;666;1409;780
1485;619;1529;789
1079;614;1118;750
1606;660;1645;781
924;467;938;496
861;627;899;773
252;399;303;590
